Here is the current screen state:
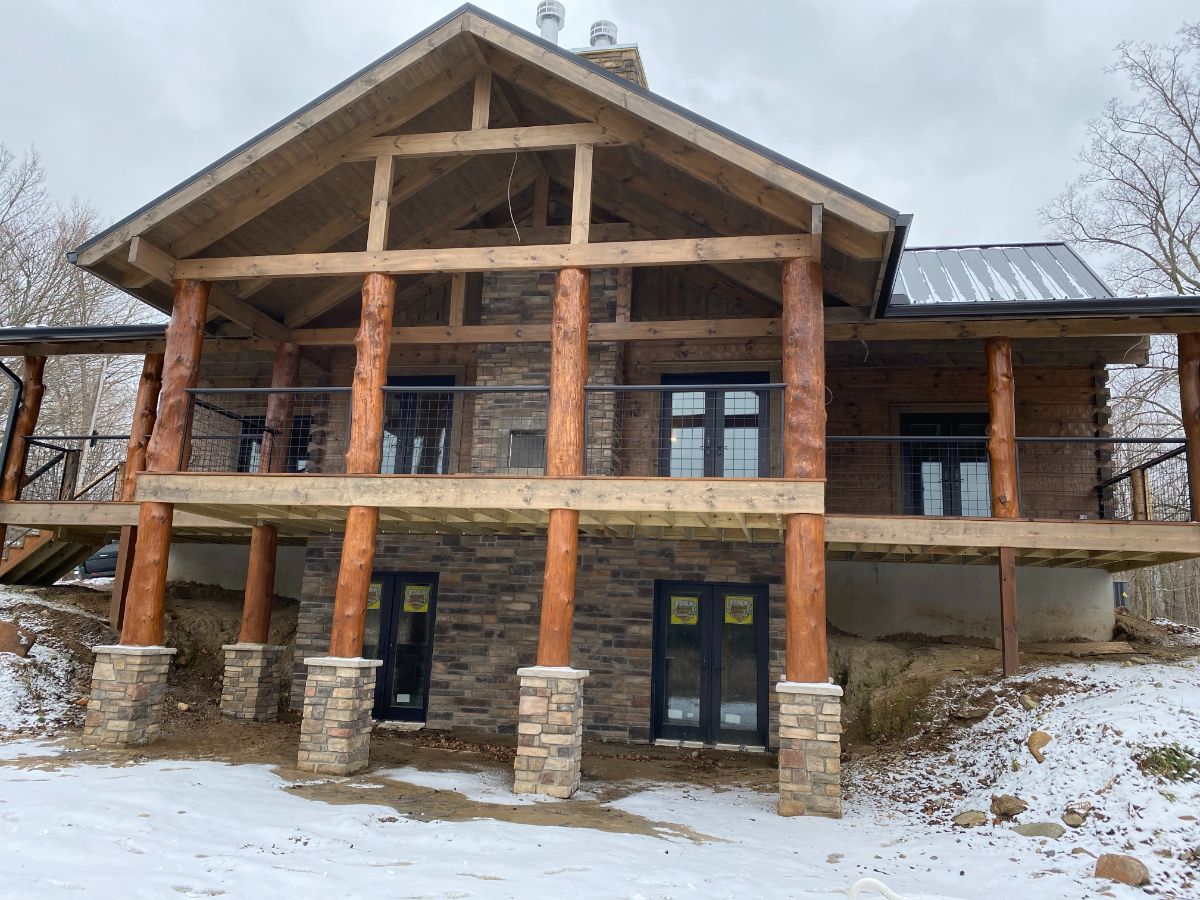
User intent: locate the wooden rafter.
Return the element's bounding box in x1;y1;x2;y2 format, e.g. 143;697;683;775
126;238;288;343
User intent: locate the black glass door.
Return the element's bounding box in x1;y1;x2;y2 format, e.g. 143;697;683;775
382;375;455;474
361;572;439;722
652;581;768;746
658;373;772;478
900;412;991;516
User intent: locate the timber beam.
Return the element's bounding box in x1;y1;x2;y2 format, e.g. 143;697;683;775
346;123;624;161
172;234;814;281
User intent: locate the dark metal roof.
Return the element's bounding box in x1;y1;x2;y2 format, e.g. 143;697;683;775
893;243;1113;305
71;4;901;267
0;324;168;344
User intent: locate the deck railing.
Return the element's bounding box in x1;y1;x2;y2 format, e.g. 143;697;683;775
163;387;1200;522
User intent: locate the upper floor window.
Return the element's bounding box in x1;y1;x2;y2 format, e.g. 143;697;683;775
899;411;990;516
659;373;773;478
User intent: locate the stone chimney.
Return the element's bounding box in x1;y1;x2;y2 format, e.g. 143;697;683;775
572;13;650;89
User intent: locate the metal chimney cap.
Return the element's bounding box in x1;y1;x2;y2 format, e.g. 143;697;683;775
589;20;618;48
537;1;566;43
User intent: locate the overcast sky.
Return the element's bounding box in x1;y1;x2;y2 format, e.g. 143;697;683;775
1;0;1194;249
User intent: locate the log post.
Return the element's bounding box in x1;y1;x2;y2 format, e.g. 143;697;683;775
110;352;164;629
985;336;1020;676
327;274;395;658
1178;332;1200;521
516;266;590;800
0;355;46;551
120;280;209;647
777;253;843;820
536;266;588;667
84;282;206;750
1129;467;1150;521
781;257;827;684
238;341;300;645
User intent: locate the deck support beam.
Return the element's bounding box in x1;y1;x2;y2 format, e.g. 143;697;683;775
986;336;1020;676
0;355;46;552
1178;332;1200;521
110;352;164;629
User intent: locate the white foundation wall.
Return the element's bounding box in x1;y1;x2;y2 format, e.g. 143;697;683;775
826;560;1115;642
165;544;306;599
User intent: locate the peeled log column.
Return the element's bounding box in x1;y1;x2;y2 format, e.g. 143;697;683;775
985;337;1019;518
110;352;164;628
328;274;395;658
985;336;1020;677
121;280;209;647
1178;333;1200;521
536;267;589;667
0;355;46;550
238;342;301;645
781;258;827;683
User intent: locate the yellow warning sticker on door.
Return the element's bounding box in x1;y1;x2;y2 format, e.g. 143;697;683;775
724;595;754;624
403;584;431;614
669;595;699;625
367;582;383;611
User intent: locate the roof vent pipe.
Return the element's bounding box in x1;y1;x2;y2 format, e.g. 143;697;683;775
536;1;566;44
589;20;618;48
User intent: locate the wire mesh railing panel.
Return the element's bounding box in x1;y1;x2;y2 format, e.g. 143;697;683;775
17;441;70;501
585;385;783;478
404;386;550;476
1092;441;1189;522
826;437;993;516
185;388;344;474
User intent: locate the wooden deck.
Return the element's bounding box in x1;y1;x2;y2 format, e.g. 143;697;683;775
3;473;1197;572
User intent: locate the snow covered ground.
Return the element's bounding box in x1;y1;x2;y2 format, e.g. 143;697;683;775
0;660;1196;900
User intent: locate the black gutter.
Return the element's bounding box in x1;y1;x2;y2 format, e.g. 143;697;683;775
70;3;904;266
0;324;168;344
873;214;912;319
882;296;1200;320
0;360;22;490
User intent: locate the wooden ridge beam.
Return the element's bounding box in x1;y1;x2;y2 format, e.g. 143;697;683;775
346;123;624;161
175;234;813;281
127;238;288;343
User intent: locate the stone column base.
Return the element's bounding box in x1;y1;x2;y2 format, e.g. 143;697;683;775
82;645;176;747
513;666;588;799
777;681;844;818
296;656;381;776
220;643;285;722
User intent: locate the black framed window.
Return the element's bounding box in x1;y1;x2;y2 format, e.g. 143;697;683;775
658;372;772;478
237;414;313;473
900;412;990;516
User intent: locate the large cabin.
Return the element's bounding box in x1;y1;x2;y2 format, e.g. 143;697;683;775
2;3;1199;817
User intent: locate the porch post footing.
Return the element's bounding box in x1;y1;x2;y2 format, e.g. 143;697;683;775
513;666;588;799
776;681;843;818
296;656;381;776
82;645;176;747
220;643;285;722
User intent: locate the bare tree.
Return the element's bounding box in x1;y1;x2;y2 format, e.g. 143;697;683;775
0;144;151;495
1043;23;1200;625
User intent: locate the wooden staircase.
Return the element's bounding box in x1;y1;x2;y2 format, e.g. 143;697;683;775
0;528;100;586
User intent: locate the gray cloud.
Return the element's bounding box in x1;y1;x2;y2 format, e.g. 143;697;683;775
2;0;1192;249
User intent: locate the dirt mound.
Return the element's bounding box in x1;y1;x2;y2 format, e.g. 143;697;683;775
1114;607;1198;646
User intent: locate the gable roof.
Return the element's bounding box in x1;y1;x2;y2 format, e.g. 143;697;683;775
67;4;904;329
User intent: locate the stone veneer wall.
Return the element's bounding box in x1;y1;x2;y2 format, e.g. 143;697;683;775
292;531;789;743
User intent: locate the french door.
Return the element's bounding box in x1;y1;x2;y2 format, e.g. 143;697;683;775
900;412;992;516
381;375;455;474
652;581;769;746
362;572;439;722
658;373;773;478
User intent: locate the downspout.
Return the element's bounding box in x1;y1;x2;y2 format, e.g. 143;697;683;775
0;360;23;487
